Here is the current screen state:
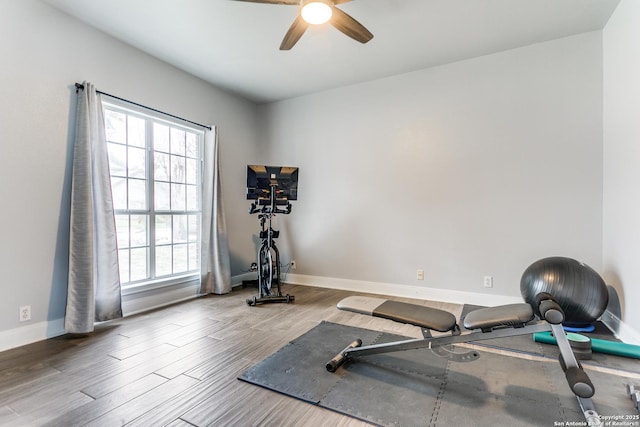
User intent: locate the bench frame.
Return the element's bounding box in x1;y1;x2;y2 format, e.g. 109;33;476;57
327;293;603;427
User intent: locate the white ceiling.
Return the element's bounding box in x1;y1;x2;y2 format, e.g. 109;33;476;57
43;0;620;104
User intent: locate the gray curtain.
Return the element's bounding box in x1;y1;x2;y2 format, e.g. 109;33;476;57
200;127;232;294
65;82;122;334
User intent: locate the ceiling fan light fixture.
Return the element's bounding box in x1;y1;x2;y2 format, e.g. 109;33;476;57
301;0;333;25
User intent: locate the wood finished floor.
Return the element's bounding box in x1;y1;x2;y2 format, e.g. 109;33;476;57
0;285;462;427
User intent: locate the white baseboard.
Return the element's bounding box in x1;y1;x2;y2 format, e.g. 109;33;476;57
283;273;523;307
600;310;640;345
232;272;257;287
3;273;638;353
284;273;640;345
0;282;202;353
122;282;201;316
0;318;65;353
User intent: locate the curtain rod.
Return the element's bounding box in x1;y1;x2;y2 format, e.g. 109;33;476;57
74;83;212;131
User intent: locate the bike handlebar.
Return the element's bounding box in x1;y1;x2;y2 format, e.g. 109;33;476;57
249;202;292;215
248;184;293;216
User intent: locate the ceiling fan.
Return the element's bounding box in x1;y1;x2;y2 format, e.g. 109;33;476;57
232;0;373;50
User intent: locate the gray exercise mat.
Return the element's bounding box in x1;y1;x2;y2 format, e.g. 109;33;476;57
240;321;382;403
439;348;577;426
239;321;636;426
240;322;449;425
322;331;450;426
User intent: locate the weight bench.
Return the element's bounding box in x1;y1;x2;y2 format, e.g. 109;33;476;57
327;293;603;427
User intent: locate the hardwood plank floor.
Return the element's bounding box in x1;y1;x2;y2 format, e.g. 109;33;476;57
0;285;452;427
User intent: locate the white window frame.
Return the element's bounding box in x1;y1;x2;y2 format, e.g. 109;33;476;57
103;99;204;292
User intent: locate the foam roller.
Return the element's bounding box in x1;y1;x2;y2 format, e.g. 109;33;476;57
533;332;640;359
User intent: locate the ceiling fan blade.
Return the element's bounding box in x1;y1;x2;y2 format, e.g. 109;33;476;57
330;7;373;44
333;0;353;4
280;15;310;50
231;0;299;5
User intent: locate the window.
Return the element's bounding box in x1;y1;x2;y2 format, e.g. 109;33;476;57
103;102;203;288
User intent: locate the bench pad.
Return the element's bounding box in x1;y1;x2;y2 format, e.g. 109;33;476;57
463;303;534;330
337;296;458;333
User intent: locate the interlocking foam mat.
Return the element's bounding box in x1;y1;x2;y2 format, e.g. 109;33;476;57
239;321;638;426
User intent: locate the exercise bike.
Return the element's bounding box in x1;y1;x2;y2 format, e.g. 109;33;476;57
246;183;295;306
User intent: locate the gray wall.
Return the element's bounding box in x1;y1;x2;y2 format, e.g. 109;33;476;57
259;32;604;302
0;0;258;349
2;0;638;350
603;0;640;339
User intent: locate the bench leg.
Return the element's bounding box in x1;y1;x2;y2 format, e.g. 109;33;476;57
578;396;603;427
550;323;602;426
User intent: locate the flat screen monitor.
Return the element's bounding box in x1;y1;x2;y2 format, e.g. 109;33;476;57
246;165;299;202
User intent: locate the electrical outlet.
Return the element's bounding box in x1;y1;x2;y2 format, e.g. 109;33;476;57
19;305;31;322
417;269;424;280
483;276;493;288
290;260;296;270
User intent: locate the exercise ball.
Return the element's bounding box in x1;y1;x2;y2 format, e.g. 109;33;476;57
520;257;608;327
